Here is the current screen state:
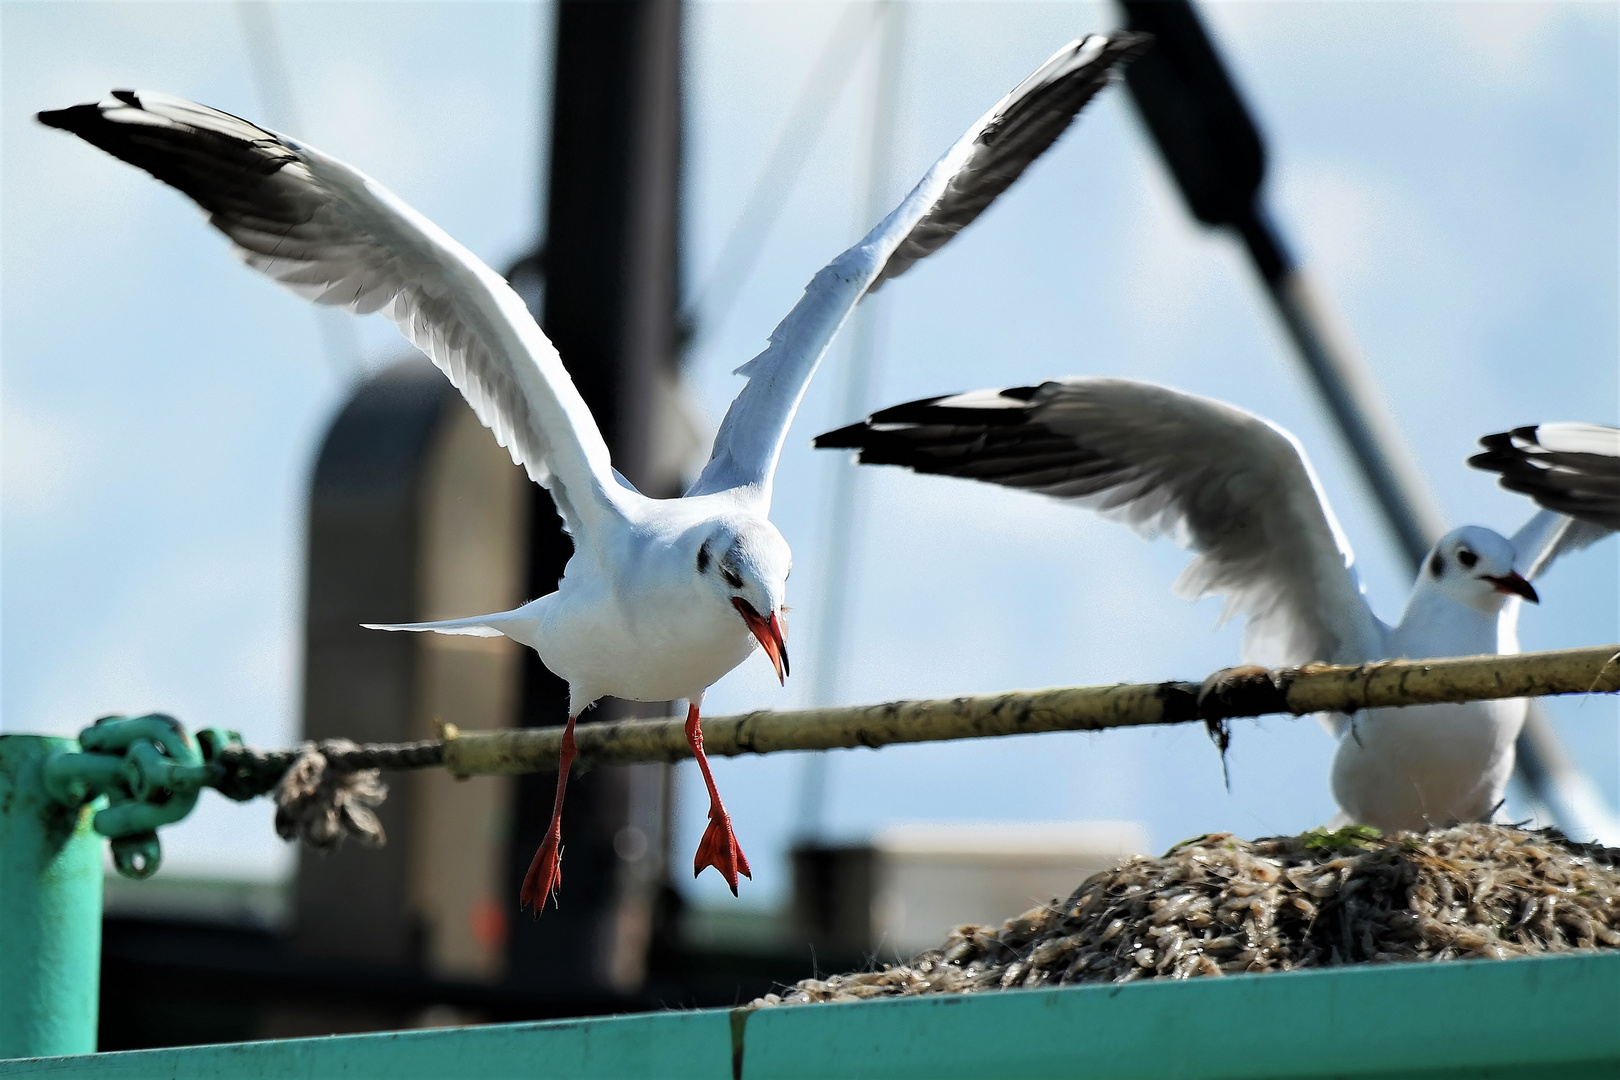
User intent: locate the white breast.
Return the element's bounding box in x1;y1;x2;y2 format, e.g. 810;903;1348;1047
525;520;761;712
1330;697;1525;831
1330;588;1523;831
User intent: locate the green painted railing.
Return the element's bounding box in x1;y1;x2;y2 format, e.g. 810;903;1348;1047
0;737;103;1059
4;952;1616;1078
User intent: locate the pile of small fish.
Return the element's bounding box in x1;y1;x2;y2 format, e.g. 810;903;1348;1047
756;824;1620;1007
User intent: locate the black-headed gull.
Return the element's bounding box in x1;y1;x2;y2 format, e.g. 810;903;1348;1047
41;33;1148;909
1471;423;1619;531
816;377;1614;832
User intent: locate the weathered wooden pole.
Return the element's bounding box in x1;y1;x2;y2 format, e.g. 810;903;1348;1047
0;736;102;1058
440;645;1620;775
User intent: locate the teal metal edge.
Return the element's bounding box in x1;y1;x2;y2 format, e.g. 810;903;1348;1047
0;736;104;1059
4;952;1616;1079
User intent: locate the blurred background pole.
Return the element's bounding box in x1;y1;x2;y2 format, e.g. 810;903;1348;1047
0;736;102;1058
797;0;907;842
1116;0;1620;843
1117;0;1444;556
505;0;686;993
234;1;365;385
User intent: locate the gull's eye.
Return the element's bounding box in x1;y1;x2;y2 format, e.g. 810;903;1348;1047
721;567;744;589
1458;550;1478;569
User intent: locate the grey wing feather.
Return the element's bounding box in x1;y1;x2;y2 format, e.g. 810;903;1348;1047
1471;423;1620;531
816;377;1388;670
867;33;1148;292
686;33;1150;505
38;90;624;538
1510;509;1612;581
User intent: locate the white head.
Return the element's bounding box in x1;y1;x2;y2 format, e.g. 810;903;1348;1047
1417;525;1538;614
694;516;792;682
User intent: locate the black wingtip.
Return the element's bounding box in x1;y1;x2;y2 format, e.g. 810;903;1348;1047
812;422;870;450
1469;427;1537;471
867;394;958;425
1107;29;1156;55
38;91;148;135
35;103;94;132
813;393;959;449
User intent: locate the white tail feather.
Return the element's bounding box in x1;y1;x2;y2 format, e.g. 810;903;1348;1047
362;608;534;640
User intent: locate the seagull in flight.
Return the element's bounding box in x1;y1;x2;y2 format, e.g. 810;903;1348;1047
41;33;1148;910
1471;423;1619;531
817;377;1613;832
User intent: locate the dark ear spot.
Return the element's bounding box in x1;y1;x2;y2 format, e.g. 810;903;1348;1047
696;541;711;574
1429;551;1444;577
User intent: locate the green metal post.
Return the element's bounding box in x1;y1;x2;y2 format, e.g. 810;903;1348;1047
0;736;102;1059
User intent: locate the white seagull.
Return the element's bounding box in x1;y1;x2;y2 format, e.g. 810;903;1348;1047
816;377;1614;832
1471;423;1620;531
41;33;1148;910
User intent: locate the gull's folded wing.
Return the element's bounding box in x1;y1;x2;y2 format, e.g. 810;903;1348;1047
817;376;1389;669
686;33;1150;505
1471;423;1620;532
39;90;625;538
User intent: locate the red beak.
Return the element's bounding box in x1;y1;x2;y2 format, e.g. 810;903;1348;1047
1482;571;1539;603
732;598;789;684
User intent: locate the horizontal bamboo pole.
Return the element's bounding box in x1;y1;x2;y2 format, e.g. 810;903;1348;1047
442;644;1620;778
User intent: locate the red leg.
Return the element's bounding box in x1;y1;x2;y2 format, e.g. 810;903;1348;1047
520;713;578;914
687;701;752;894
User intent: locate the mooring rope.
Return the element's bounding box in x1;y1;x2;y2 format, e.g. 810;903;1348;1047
206;645;1619;849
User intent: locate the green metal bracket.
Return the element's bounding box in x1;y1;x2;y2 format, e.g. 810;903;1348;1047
0;717;248;1058
40;715;245;880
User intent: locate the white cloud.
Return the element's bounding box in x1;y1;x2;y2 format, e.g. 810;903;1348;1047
2;395;86;517
1119;161;1235;353
1445;2;1569;88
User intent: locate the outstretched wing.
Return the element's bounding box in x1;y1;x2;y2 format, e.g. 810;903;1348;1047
817;377;1389;668
1471;423;1620;531
39;90;626;538
686;33;1150;505
1509;509;1612;581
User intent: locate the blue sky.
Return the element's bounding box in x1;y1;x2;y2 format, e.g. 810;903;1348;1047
2;2;1615;907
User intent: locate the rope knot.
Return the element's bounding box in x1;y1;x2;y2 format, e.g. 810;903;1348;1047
273;739;388;850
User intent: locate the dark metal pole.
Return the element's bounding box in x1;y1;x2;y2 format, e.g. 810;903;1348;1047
1118;0;1444;560
1115;0;1617;842
505;0;685;994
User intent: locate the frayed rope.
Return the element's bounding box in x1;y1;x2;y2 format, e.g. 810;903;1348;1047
207;738;444;851
272;739;389;851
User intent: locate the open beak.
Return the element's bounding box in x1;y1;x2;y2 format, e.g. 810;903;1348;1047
1482;571;1539;603
732;598;789;684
